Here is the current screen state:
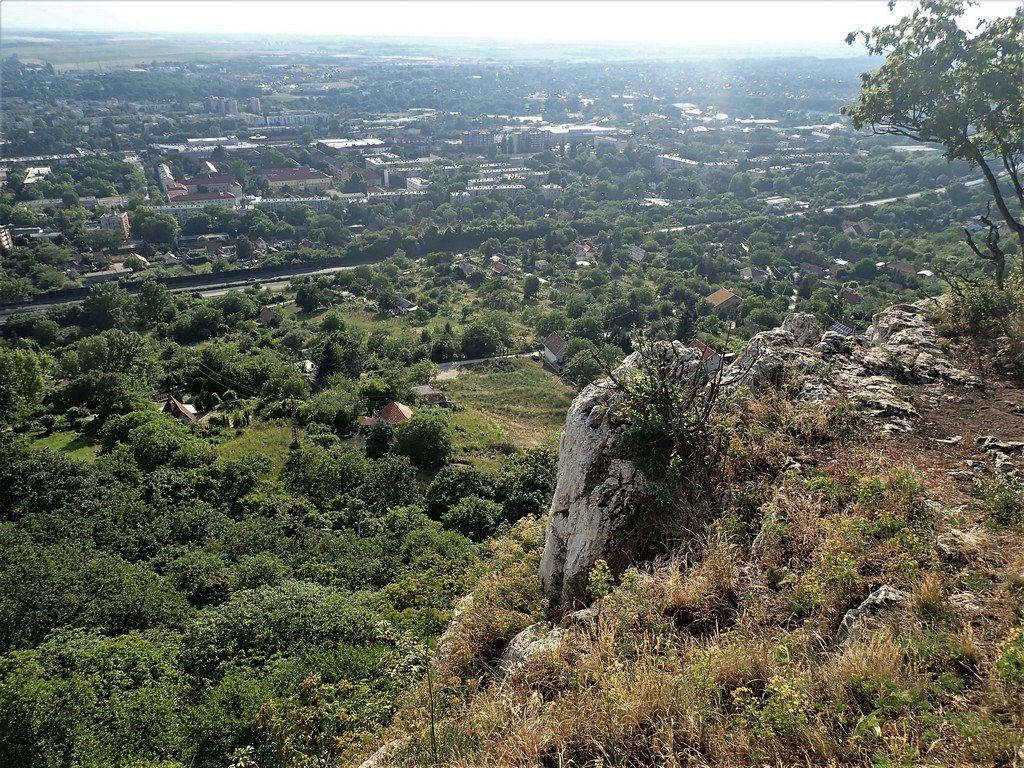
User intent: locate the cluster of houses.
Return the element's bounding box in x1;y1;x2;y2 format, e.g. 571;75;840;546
72;247;150;285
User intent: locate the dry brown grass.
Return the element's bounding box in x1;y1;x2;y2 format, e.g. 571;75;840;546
911;571;949;621
826;630;908;710
706;633;779;694
641;536;739;628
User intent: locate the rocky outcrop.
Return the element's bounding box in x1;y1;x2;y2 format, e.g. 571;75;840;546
728;301;977;430
836;585;908;644
539;300;977;607
539;341;703;607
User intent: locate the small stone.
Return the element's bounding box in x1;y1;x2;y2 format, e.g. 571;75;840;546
936;528;982;563
563;607;599;627
783;456;803;473
947;470;976;482
993;451;1019;474
949;592;984;613
932;435;963;445
837;585;907;644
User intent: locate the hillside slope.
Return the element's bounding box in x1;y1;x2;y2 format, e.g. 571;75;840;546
359;299;1024;767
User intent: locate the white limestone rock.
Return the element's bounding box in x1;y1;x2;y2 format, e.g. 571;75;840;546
358;738;408;768
539;342;702;606
782;312;823;346
498;622;567;682
539;300;978;609
936;528;983;564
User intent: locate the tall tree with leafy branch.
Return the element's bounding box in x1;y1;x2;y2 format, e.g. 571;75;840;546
843;0;1023;288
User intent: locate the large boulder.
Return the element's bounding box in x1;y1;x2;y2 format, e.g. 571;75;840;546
782;312;823;346
539;341;702;607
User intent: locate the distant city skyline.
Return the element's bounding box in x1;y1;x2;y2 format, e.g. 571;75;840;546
3;0;1018;48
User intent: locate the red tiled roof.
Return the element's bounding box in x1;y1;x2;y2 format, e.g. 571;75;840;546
705;287;741;308
378;401;413;427
181;175;241;187
172;192;238;202
161;395;198;423
686;339;719;362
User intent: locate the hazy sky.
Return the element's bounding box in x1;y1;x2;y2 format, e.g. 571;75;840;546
2;1;1017;46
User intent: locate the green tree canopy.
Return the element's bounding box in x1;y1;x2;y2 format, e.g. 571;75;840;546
393;412;453;468
0;346;46;422
843;0;1023;286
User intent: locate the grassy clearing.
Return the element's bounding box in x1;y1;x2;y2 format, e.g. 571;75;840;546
440;359;575;468
214;420;301;477
30;430;101;461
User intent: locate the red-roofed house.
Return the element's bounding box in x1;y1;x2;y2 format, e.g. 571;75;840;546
378;401;414;428
686;339;722;374
171;191;241;204
180;175;244;198
842;220;871;238
570;241;599;257
839;287;864;305
885;261;919;277
164;182;190;200
161;394;200;424
705;287;742;315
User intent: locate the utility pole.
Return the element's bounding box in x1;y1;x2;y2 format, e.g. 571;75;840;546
289;398;299;449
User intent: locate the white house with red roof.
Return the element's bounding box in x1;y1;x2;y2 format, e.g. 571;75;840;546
686;339;722;374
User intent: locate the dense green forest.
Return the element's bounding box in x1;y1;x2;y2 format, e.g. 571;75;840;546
0;414;555;766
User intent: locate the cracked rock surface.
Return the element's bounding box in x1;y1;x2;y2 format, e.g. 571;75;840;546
539;300;977;606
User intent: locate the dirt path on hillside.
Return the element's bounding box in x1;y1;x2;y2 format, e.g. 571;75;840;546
870;355;1024;508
